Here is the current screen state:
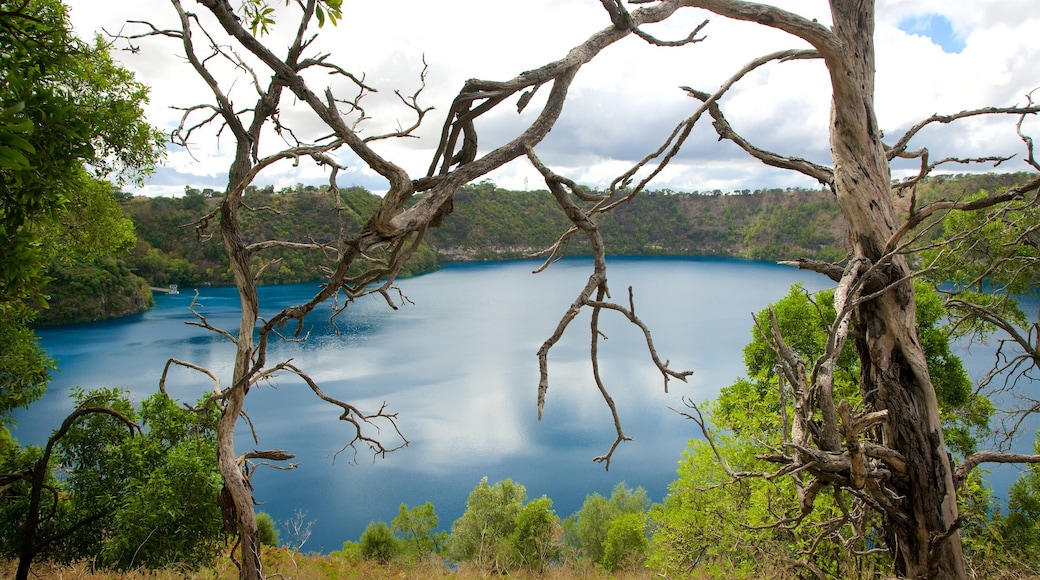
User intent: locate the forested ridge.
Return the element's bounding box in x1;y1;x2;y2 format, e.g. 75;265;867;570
430;180;847;261
7;0;1040;578
35;171;1034;325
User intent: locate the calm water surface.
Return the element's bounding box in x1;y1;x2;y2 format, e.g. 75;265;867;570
15;257;1017;553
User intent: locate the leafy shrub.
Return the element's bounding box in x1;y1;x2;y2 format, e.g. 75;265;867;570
447;477;560;572
600;512;648;572
359;521;400;563
256;512;279;547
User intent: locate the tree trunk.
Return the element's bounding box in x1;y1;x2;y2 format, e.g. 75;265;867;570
219;178;263;580
826;2;964;577
14;457;45;580
217;386;262;579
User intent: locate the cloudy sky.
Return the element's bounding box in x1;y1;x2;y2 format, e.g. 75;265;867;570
65;0;1039;197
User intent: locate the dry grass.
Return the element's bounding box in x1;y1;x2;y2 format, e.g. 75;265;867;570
1;548;657;579
11;550;1037;579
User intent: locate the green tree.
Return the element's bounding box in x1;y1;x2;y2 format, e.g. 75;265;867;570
649;410;888;579
716;282;985;457
565;493;612;564
256;512;280;547
95;393;223;569
600;511;648;572
391;501;446;562
650;282;990;578
999;433;1040;573
0;389;223;578
0;396;134;580
447;477;526;570
0;0;161;436
921;187;1040;438
563;482;649;567
447;478;559;572
0;0;161;304
359;520;400;563
509;496;559;571
0;304;53;420
331;540;363;564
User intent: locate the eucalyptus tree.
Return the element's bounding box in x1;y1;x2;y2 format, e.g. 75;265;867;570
2;4;164;575
0;389;222;580
0;0;161;427
592;3;1038;578
651;283;997;577
109;1;1040;579
115;1;697;577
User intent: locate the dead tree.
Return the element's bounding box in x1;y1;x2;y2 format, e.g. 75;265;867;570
115;1;1040;578
115;1;704;578
557;2;1038;578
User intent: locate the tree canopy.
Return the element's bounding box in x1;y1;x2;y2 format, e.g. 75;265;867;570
13;0;1038;578
0;0;161;427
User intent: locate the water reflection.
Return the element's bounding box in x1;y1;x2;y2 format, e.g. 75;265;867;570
22;258;854;552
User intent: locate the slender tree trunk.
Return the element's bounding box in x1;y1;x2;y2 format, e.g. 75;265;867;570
14;458;46;580
826;2;964;577
219;175;263;580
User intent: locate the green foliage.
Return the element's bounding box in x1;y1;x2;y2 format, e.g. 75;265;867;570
0;101;35;170
564;494;612;564
66;389;223;570
563;482;649;568
921;183;1039;370
0;302;54;420
121;185;438;287
0;0;161;303
0;0;160;441
648;420;889;579
114;173;1031;295
447;477;560;572
0;426;49;559
718;282;986;456
359;521;401;563
448;477;525;568
330;540;364;564
37;257;153;325
427;182;846;261
0;388;223;571
391;501;446;562
651;280;988;577
913;282;991;457
991;434;1040;574
509;496;559;571
600;511;648;572
238;0;342;35
256;512;280;547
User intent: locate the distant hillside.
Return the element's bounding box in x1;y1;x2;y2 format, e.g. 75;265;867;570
427;180;848;262
35;172;1037;324
119;184;436;288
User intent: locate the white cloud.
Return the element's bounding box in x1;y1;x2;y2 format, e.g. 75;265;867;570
66;0;1038;196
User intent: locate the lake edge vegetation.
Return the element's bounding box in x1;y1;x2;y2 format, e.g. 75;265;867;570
4;0;1040;578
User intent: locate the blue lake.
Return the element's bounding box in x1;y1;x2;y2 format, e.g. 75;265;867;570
13;257;1026;553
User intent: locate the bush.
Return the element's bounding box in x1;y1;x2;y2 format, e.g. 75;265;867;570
256;512;279;547
359;521;400;563
510;496;560;570
600;512;648;572
563;483;649;567
331;540;364;564
447;477;561;572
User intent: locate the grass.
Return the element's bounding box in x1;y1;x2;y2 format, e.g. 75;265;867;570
10;548;1039;579
2;548;657;579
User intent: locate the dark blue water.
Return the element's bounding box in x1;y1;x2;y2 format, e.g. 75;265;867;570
13;257;1025;553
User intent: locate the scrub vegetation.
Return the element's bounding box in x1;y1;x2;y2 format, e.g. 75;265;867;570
4;0;1040;578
